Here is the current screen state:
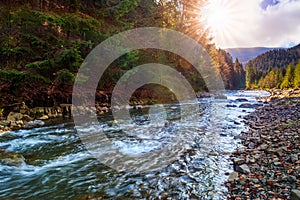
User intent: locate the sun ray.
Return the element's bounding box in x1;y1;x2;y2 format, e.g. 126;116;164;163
200;0;242;48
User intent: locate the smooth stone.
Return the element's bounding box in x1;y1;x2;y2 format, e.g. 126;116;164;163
235;98;248;102
7;112;23;121
209;152;219;156
259;144;269;150
24;120;45;129
239;103;260;109
39;115;49;120
226;104;237;108
237;164;251;174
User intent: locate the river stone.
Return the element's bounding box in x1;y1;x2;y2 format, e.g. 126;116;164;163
237;164;251;174
239;103;260;109
233;158;245;165
7;112;23;121
228;172;239;182
259;144;269;150
39;115;49;120
291;190;300;200
0;150;25;166
0;120;11;126
24;120;45;129
226;104;238;108
291;154;298;163
235;98;248;102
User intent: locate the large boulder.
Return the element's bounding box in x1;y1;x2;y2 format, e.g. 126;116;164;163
24;120;45;129
0;150;25;166
7;112;23;121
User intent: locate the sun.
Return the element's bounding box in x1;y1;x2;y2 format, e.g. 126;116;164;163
201;0;239;47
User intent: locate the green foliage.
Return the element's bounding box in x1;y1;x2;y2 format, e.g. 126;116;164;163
280;63;294;89
258;69;280;89
118;50;139;70
0;108;3;117
294;61;300;88
251;46;300;71
55;69;75;85
58;48;83;72
233;58;245;89
107;0;140;20
246;61;255;89
0;69;50;85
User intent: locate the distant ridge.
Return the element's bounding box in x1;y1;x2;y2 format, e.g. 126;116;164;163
247;43;300;71
225;47;284;66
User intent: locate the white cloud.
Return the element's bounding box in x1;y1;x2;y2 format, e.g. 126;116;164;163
213;0;300;48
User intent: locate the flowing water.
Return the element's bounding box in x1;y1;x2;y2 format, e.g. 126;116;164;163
0;90;269;200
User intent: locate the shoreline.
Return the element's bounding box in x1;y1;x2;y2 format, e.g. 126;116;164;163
226;89;300;199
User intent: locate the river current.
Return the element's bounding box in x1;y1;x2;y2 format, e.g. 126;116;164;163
0;90;269;200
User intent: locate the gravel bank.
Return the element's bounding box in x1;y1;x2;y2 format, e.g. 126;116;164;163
226;93;300;200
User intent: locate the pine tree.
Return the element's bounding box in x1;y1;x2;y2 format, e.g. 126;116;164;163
280;63;294;89
294;61;300;88
246;61;255;89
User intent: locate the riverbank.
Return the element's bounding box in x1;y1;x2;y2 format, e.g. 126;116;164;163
226;89;300;199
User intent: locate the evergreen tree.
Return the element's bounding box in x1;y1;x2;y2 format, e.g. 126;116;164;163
246;61;255;89
280;63;294;89
294;61;300;88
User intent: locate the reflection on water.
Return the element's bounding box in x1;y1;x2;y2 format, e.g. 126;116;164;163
0;91;269;199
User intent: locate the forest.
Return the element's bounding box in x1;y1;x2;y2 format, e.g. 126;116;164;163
245;44;300;89
0;0;245;108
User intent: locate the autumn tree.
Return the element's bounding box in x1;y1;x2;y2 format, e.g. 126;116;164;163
280;63;294;89
294;61;300;88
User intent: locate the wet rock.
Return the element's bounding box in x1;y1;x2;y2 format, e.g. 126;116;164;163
235;98;248;102
209;152;219;156
226;104;237;108
24;120;45;129
0;150;25;166
237;164;250;174
214;94;227;99
239;103;260;109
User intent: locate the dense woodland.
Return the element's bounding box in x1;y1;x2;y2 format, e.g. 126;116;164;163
245;44;300;89
0;0;245;108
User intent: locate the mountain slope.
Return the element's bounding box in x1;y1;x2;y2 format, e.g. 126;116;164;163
250;44;300;71
226;47;283;66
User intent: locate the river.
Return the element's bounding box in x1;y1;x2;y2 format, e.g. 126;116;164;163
0;90;270;200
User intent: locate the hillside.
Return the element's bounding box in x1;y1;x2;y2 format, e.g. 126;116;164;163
0;1;245;110
245;43;300;89
226;47;282;66
250;44;300;71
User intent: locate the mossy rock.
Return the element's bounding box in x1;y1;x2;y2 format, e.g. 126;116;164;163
0;150;25;166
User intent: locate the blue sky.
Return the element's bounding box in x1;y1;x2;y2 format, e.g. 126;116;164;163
260;0;280;10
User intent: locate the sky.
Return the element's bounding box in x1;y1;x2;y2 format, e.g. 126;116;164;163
205;0;300;48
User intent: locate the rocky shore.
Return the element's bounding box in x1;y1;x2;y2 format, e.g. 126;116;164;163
226;89;300;200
